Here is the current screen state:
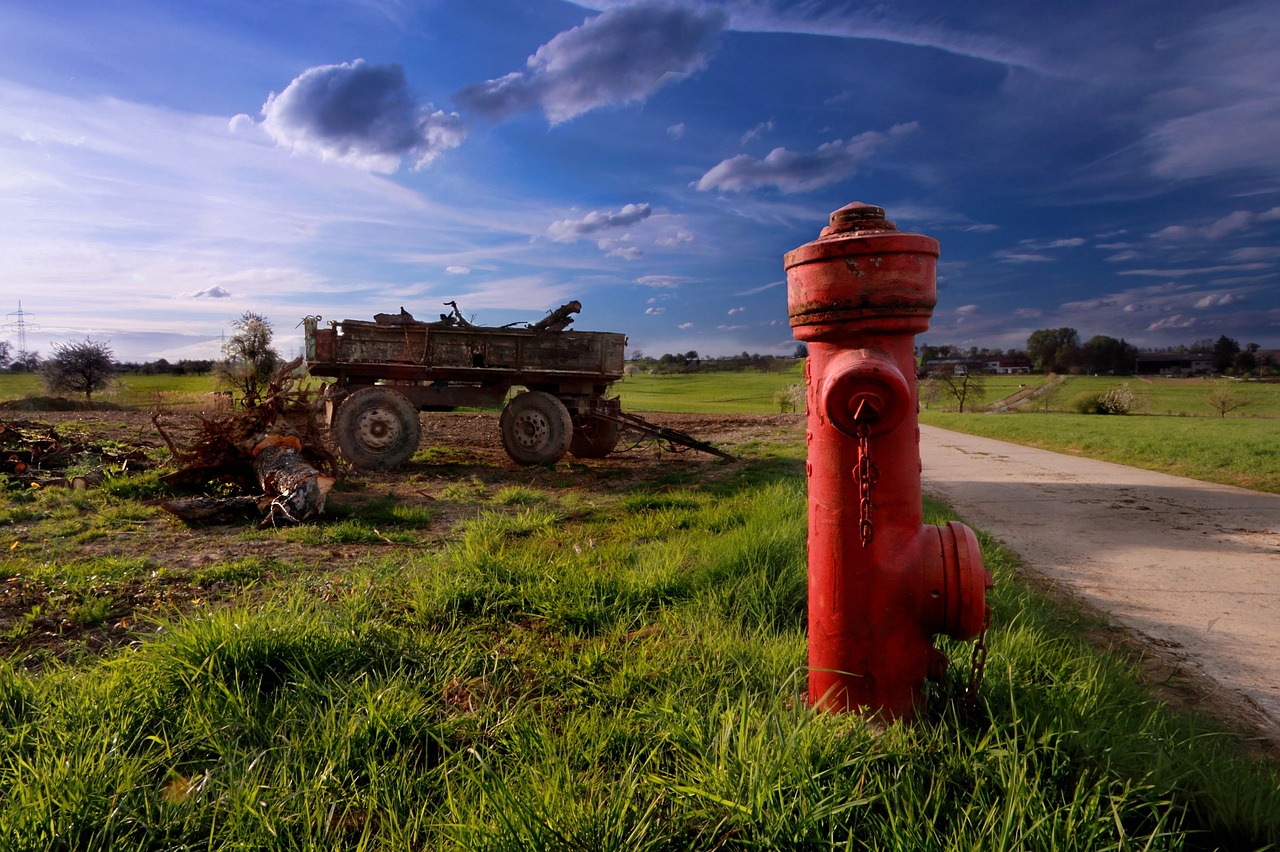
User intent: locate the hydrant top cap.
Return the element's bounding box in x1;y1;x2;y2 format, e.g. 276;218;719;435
824;202;898;236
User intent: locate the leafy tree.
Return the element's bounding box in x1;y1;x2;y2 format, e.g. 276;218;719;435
42;338;117;401
215;311;282;407
1026;328;1081;373
929;366;986;413
0;340;11;370
1211;336;1240;374
1233;349;1257;376
1081;335;1138;375
773;383;805;413
794;343;809;359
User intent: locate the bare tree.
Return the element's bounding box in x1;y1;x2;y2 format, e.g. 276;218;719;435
929;368;987;413
0;340;11;370
1205;383;1249;419
42;339;117;401
215;312;282;407
918;375;944;410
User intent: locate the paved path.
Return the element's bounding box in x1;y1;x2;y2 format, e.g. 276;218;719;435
919;425;1280;740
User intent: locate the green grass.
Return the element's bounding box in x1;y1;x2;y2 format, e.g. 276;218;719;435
0;372;222;409
2;447;1280;847
614;364;804;413
922;411;1280;494
999;375;1280;418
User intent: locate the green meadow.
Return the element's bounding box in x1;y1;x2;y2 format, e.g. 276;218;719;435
2;421;1279;847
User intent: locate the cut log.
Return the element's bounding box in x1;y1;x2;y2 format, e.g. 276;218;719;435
251;435;335;524
71;470;106;490
159;496;263;525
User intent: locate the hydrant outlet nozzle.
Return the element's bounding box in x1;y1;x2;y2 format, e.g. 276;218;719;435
821;348;911;439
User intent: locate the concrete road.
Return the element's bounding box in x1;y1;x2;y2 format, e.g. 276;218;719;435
919;425;1280;740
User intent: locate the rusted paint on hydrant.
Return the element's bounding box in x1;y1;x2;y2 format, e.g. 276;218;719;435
786;202;993;720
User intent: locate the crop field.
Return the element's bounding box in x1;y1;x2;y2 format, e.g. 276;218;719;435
1;403;1279;847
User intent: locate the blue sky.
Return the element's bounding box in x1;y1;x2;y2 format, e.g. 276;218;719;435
2;0;1278;363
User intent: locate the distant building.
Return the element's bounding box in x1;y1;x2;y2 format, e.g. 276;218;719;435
1135;353;1213;376
985;357;1032;375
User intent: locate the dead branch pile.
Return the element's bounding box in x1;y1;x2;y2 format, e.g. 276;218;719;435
156;358;339;526
0;419;153;489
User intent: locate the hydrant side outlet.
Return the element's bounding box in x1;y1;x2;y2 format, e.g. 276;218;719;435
787;202;992;721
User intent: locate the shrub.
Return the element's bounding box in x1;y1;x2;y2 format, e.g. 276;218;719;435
1097;383;1136;415
1070;391;1104;414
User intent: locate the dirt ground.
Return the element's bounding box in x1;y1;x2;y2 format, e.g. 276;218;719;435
6;408;1279;755
0;409;800;661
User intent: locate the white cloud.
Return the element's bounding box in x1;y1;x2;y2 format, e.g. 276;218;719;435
446;266;471;275
741;120;774;145
1152;210;1252;241
735;280;784;296
667;123;686;140
695;122;918;193
1194;292;1245;309
457;2;726;124
995;250;1051;263
636;275;683;288
260;60;464;172
600;240;643;260
678;322;695;329
187;286;232;299
656;228;694;247
727;306;746;315
548;203;651;242
645;306;665;315
1120;263;1269;277
1260;207;1280;222
1147;314;1197;331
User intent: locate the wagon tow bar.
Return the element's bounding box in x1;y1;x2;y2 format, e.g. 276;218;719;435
599;411;738;462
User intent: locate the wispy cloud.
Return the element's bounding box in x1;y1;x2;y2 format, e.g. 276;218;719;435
548;203;651;242
696;122;918;193
1142;4;1280;180
1151;211;1253;241
572;1;1060;76
457;2;726;124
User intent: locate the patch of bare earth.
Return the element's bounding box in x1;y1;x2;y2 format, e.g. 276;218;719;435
1;409;800;665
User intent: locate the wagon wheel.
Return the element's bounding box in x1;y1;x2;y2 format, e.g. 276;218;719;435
569;415;622;459
500;391;573;466
332;386;421;470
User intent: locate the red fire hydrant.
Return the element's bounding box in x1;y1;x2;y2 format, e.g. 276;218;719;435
786;202;992;720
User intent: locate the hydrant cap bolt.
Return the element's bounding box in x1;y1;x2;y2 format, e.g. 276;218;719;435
822;202;897;237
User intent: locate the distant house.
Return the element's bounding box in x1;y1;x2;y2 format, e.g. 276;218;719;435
985;357;1032;375
1135;353;1213;376
924;358;987;377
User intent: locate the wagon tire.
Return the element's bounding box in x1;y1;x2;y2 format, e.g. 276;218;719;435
333;386;421;470
569;415;622;459
500;391;573;466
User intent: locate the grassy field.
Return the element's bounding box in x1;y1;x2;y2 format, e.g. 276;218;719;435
998;375;1280;418
920;409;1280;494
0;373;221;411
2;421;1278;848
613;364;804;414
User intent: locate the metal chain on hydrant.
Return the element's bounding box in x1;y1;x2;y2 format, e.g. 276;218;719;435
962;606;992;710
854;422;879;547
